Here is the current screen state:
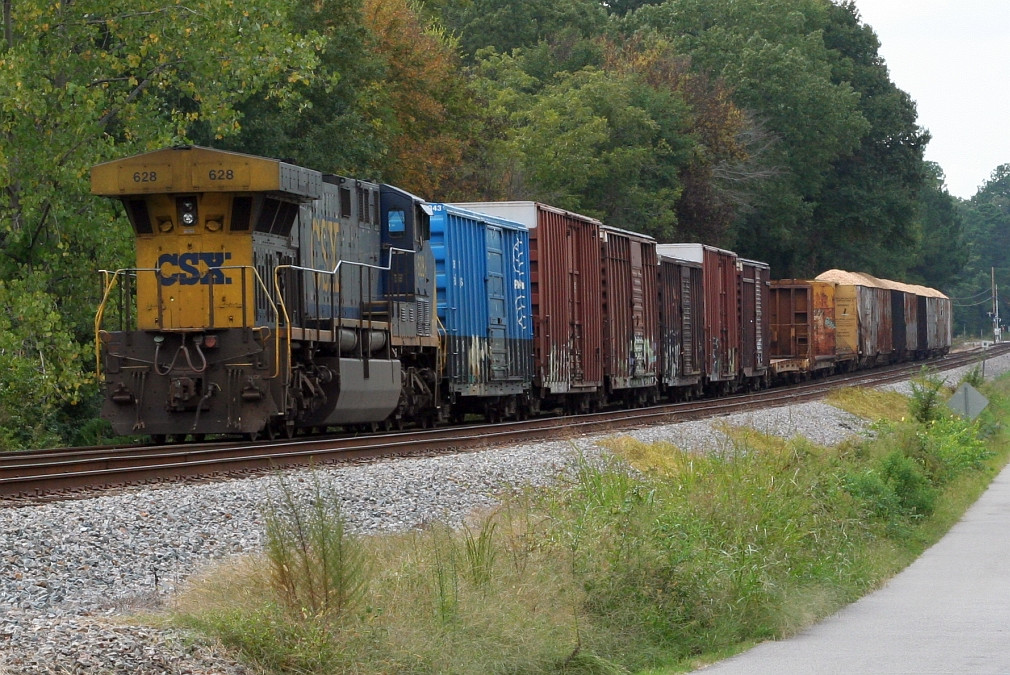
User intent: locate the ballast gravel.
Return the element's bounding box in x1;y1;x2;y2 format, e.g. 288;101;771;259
2;350;1008;674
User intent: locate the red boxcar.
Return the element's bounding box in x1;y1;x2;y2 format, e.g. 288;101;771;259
657;243;739;393
657;253;704;398
738;258;770;389
600;225;659;405
768;279;842;378
451;201;604;413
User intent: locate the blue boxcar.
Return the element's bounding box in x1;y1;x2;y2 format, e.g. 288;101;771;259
429;203;534;416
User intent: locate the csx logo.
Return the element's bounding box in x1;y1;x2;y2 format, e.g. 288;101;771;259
158;252;232;285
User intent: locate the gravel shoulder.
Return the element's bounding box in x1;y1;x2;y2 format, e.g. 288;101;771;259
3;351;1006;674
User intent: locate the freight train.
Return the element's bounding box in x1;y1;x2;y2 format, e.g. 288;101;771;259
91;146;952;442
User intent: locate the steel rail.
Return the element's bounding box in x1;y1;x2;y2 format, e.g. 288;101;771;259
2;345;1004;502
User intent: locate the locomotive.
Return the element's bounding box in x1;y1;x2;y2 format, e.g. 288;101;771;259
92;146;952;442
93;146;439;440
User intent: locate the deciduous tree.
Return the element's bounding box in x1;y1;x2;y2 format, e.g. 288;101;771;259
0;0;315;448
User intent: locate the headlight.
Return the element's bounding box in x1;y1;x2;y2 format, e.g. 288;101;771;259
179;197;198;227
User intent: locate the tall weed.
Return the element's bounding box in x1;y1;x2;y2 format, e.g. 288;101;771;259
908;367;946;423
262;472;369;621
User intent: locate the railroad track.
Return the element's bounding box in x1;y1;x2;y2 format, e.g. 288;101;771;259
3;345;1005;503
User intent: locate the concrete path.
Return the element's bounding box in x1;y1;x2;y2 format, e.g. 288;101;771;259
696;462;1010;674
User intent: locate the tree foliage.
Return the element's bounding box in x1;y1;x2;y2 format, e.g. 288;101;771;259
949;165;1010;336
218;0;471;197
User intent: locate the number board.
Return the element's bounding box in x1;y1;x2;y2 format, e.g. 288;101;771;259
191;162;251;190
118;163;173;192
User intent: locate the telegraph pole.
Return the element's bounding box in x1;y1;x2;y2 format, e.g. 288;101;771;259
993;267;1001;343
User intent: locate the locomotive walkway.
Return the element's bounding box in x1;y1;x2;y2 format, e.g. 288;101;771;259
696;460;1010;674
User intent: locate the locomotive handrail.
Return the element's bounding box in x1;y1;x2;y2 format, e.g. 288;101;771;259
94;266;281;380
271;247;417;387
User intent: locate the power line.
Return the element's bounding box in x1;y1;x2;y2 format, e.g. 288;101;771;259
952;295;995;307
948;287;993;302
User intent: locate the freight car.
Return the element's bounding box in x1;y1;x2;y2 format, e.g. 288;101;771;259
768;272;951;381
656;252;704;400
768;279;848;380
428;203;534;423
600;225;660;407
738;258;771;391
451;201;607;414
656;244;743;395
816;270;894;368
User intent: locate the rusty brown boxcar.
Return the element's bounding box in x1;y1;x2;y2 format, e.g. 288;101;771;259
881;279;920;361
816;270;894;367
451;201;604;413
600;225;659;405
657;254;704;398
657;244;739;393
768;279;843;378
913;285;952;356
738;258;770;389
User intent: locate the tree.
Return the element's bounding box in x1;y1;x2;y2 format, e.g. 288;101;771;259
461;46;697;239
605;35;755;244
0;1;315;448
219;0;472;198
808;1;929;277
950;165;1010;335
209;0;388;177
440;0;608;62
907;163;966;290
627;0;932;275
361;0;472;196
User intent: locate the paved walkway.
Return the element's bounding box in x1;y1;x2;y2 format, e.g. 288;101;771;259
696;462;1010;674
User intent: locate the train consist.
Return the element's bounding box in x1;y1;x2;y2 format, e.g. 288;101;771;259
91;146;952;441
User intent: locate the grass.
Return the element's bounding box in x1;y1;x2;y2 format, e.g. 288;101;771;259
164;371;1010;674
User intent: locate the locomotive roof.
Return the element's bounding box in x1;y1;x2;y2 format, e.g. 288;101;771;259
91;145;323;200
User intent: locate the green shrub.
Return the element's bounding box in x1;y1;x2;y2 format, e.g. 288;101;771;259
908;368;946;423
844;469;901;520
959;365;985;389
918;417;993;482
878;450;937;518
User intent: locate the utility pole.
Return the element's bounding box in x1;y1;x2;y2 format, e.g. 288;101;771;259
993;267;1001;343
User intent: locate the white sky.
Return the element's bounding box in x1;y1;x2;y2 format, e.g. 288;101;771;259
850;0;1010;199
